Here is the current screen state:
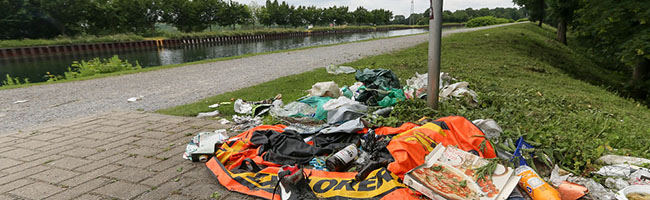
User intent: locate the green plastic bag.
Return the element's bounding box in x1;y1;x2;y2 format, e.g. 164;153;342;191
298;96;332;121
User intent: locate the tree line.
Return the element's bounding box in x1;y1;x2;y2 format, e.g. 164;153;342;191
514;0;650;100
0;0;393;40
392;7;527;25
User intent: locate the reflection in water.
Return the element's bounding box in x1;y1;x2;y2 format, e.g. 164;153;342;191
0;29;428;84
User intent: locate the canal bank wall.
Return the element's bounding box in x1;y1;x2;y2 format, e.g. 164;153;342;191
0;24;462;58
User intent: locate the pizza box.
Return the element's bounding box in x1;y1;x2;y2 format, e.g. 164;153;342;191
404;145;521;200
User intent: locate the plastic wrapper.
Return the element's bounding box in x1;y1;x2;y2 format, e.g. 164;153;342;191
230;115;262;132
326;65;356;75
440;81;479;103
472;119;503;140
269;100;316;118
550;165;571;187
628;168;650;185
567;177;617;200
605;177;630;191
196;110;220;118
595;164;633;178
183;130;229;162
307;81;341;98
598;155;650;166
234;99;253;114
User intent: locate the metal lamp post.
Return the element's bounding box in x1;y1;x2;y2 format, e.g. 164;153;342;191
427;0;443;109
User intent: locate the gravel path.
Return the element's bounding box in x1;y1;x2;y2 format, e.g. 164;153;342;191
1;23;520;134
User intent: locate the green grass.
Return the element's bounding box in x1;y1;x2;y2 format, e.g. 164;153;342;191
0;34;145;48
158;23;650;173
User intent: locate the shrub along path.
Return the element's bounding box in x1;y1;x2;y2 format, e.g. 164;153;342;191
0;23;519;134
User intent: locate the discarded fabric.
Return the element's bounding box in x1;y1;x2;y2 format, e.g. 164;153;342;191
326;64;356;75
355;68;401;89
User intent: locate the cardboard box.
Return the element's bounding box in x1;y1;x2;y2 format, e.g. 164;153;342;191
404;145;520;200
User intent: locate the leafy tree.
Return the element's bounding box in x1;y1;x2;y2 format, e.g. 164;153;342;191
574;0;650;98
392;15;407;25
0;0;36;39
547;0;580;44
513;0;545;26
288;5;305;28
353;6;371;25
303;6;321;25
370;9;392;25
218;0;251;29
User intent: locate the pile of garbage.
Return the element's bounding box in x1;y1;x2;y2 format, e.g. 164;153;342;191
182;67;650;200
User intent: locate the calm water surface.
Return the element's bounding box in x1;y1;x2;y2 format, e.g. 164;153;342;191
0;29;429;84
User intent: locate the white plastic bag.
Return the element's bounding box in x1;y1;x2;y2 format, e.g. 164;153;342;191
307;81;341;98
326;65;356;75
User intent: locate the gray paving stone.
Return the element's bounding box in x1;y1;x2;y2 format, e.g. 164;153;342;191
0;158;22;170
29;133;65;141
47;157;91;170
116;156;160;168
30;168;79;183
125;146;164;157
10;182;65;199
95;181;149;200
61;165;121;187
47;178;111;200
0;148;39;160
0;179;34;193
60;147;100;158
105;167;155;183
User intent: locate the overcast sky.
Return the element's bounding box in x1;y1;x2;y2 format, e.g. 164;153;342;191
232;0;518;16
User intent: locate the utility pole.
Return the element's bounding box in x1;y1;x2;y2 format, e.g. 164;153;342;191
410;0;415;25
427;0;442;109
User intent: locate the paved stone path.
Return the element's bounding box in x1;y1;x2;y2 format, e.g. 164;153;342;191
0;111;252;200
0;23;522;134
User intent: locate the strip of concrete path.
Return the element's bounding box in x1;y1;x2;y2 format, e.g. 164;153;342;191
0;23;522;134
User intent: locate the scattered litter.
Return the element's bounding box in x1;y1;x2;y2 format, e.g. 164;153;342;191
629;168;650;185
558;181;587;200
309;157;327;171
472;119;503;140
196;110;220;118
595;164;634;178
440;81;479;103
322;118;364;134
326;64;356;74
208;103;221;108
516;165;561;200
13;100;28;104
127;96;143;102
605;177;630;191
598;155;650;166
270;101;316;118
405;145;520;200
183;129;228;162
234;99;252;114
217;118;231;125
307;81;341;98
230;115;262;132
616;185;650;200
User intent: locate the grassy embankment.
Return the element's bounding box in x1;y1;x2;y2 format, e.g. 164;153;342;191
0;25;428;48
158;23;650;173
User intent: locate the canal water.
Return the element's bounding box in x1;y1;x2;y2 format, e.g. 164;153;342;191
0;28;428;85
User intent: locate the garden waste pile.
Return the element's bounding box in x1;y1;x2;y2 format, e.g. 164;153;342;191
183;67;650;200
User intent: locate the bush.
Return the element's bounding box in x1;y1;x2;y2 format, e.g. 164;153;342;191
466;16;512;28
516;18;529;22
1;74;29;87
51;55;141;81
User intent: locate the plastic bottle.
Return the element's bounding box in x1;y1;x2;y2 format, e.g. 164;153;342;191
326;144;358;172
515;165;561;200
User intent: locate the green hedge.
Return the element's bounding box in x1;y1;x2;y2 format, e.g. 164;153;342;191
466;16;514;28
